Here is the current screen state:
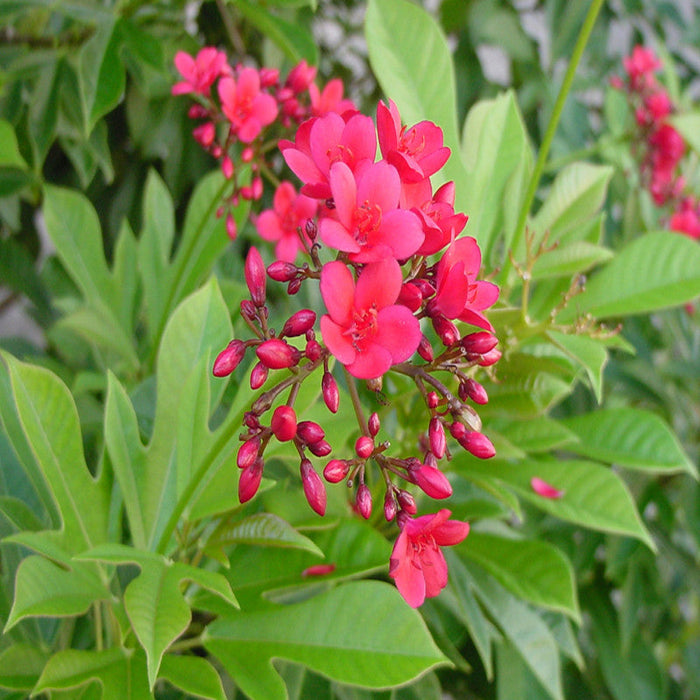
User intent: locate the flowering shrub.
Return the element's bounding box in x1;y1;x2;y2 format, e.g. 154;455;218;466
0;1;699;699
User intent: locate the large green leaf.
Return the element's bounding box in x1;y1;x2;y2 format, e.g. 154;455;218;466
365;0;469;209
1;353;109;553
77;543;238;688
532;241;613;279
4;555;108;631
33;647;152;699
28;57;62;168
159;655;226;700
0;120;27;168
0;644;48;691
561;408;696;476
457;456;654;548
558;231;700;320
205;581;448;700
461;532;579;621
498;417;578;454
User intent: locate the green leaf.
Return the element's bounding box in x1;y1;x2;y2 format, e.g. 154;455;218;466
460;91;533;262
546;330;608;403
4;556;108;631
496;640;554;700
498;417;578;453
0;120;27;168
159;655;226;700
0;643;49;691
457;456;653;548
205;581;448;700
28;57;62;169
561;408;696;476
233;0;318;64
206;513;324;558
461;532;579;621
0;495;45;533
531;163;613;244
33;647;152;699
670;111;700;155
1;353;109;553
77;543;238;688
532;241;613;279
558;231;700;320
365;0;469;208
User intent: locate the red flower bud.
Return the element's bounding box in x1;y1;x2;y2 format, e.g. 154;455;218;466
302;563;336;577
411;278;436;298
308;439;332;457
221;155;234;180
188;104;208;119
226;213;237;240
237;436;260;469
449;421;467;440
322;372;339;413
384;491;397;522
477;348;501;367
368;412;380;437
251;177;263;200
432;314;459;346
461;378;488;405
397;489;417;514
355;435;374;459
267;261;298;282
461;331;498;355
428;416;446;459
213;340;246;377
245;247;266;307
287;278;302;295
426;391;440;409
239;457;263;503
256;338;301;369
297;421;325;444
259;67;279;87
459;431;496;459
301;458;326;516
241;146;255;162
271;405;297;442
424;451;438;468
411;464;453;499
305;339;322;361
193;121;216;147
305;218;317;240
417;335;434;362
282;309;316;337
398;282;423;312
324;459;350;483
356;483;372;519
250;362;269;390
240;299;257;321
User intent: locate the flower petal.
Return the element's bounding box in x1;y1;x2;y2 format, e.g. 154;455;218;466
355;259;402;310
347;343;393;379
375;305;421;363
319;316;356;365
319;217;361;254
389;530;427;608
320;261;355;325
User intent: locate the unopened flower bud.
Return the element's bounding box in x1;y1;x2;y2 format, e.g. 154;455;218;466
271;405;297;442
396;489;417;514
449;421;467;440
282;309;316;337
356;484;372;519
213;340;246;377
267;261;298;282
245;247;267;307
188;104;208;119
250;362;268;390
459;431;496;459
287;278;302;295
297;421;325;444
411;463;452;499
432;314;459;346
240;299;257;321
305;339;322;361
305;218;317;240
221;154;234;180
239;457;264;503
355;435;374;459
477;348;501;367
300;459;326;515
193;121;216;147
322;372;339;413
461;331;498;355
426;391;440;409
366;377;383;392
368;412;380;437
429;416;446;459
308;439;332;457
411;278;436;298
324;459;350;483
251;176;263;200
226;213;237;240
531;476;565;499
241;146;255;162
244;412;260;429
461;378;488;405
237;436;260;469
398;282;422;312
256;338;301;369
417;334;434;362
424;451;438;468
259;67;279;87
302;563;336;577
384;491;397;522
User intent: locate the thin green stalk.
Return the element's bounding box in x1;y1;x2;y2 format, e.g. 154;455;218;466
504;0;606;279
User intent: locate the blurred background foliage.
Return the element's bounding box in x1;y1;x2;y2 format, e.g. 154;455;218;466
0;0;699;698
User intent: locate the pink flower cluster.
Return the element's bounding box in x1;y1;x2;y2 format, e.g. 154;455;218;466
176;50;501;607
613;46;700;239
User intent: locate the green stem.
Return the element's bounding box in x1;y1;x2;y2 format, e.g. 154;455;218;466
343;367;368;436
504;0;606;279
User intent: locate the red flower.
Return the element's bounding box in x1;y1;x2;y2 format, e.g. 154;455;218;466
623;45;661;90
281;112;376;199
389;509;470;608
309;78;357;117
429;237;499;330
669;203;700;240
319;259;421;379
320;160;424;263
172;48;229;96
377;99;450;183
218;67;278;143
255;182;318;261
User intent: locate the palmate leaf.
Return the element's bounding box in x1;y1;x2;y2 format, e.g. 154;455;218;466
76;543;238;689
204;581;448;700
